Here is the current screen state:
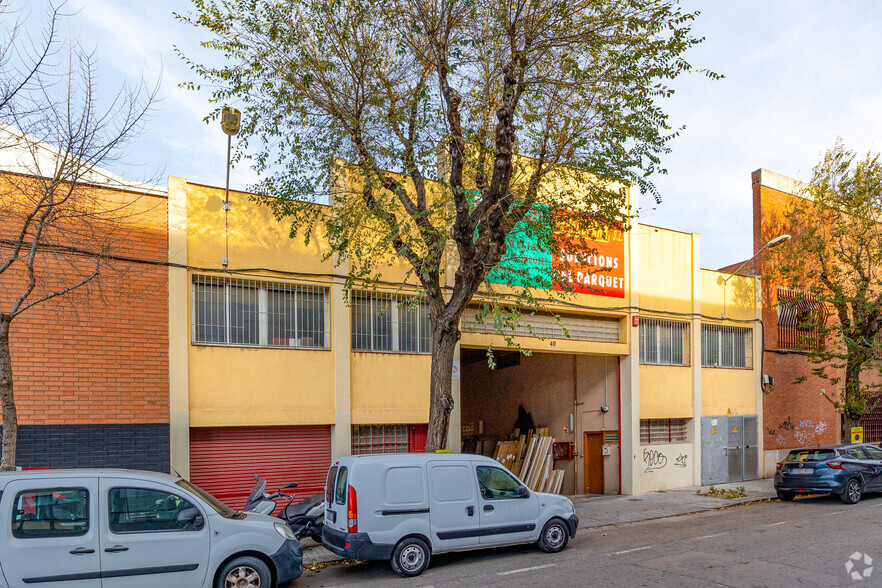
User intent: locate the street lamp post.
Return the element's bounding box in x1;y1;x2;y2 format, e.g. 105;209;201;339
221;106;241;267
721;234;790;318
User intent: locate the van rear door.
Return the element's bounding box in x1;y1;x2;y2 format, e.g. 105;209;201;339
427;461;480;550
323;464;347;533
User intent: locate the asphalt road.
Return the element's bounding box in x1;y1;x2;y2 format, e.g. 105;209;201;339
290;493;882;587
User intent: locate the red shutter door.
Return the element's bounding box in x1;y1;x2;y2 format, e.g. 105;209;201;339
408;424;428;452
189;425;331;510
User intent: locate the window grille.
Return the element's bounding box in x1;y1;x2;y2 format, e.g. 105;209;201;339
777;288;826;351
351;292;431;353
702;324;753;368
461;307;620;342
192;275;329;349
351;425;409;454
640;419;688;445
639;318;689;365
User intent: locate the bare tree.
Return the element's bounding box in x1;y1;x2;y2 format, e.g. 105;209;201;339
0;2;158;470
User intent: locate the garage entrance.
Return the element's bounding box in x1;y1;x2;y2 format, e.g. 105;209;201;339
459;348;621;495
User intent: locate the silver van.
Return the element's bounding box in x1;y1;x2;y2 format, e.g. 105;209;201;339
0;469;302;587
322;453;578;577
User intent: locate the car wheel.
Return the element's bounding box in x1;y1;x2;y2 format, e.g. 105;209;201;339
538;518;569;553
841;478;863;504
216;555;272;588
390;537;430;577
776;490;795;502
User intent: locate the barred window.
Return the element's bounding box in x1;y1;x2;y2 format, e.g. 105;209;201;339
702;324;752;368
351;292;431;354
639;318;689;365
777;288;825;351
351;425;409;454
640;419;688;445
192;276;329;349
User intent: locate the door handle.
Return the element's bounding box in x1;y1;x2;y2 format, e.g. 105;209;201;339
69;547;95;555
484;505;494;512
104;545;129;553
466;506;474;516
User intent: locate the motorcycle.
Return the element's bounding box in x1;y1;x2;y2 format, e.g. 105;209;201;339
243;474;324;542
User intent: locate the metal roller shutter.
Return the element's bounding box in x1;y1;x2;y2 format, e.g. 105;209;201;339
189;425;332;510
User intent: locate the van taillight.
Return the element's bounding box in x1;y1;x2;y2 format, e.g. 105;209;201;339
776;462;783;471
347;485;358;533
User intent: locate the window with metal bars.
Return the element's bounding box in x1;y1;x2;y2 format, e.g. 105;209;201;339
639;318;689;365
640;419;688;445
351;425;410;454
351;292;431;353
192;275;329;349
701;324;752;368
461;306;620;342
777;288;825;351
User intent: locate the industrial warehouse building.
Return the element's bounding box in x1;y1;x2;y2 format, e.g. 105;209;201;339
165;171;763;504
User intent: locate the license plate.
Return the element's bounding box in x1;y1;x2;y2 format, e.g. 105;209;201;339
327;508;336;523
789;468;813;475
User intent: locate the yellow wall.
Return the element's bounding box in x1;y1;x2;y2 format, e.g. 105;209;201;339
700;269;756;321
459;332;628;356
638;226;695;314
188;346;336;426
702;368;757;416
639;365;693;418
350;353;431;423
186;182;334;275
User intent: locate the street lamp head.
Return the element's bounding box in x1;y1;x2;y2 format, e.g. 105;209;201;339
766;234;790;249
221;106;241;136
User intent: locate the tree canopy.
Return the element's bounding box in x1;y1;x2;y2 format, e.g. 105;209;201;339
178;0;714;448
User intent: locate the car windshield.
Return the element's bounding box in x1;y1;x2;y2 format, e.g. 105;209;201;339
785;449;836;462
176;479;237;518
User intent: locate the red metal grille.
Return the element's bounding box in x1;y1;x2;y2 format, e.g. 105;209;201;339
189;425;331;510
777;288;826;351
859;405;882;444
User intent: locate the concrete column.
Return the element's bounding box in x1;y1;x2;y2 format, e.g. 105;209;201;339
167;176;191;477
690;233;703;487
330;260;352;458
620;191;640;495
447;342;461;452
754;277;765;476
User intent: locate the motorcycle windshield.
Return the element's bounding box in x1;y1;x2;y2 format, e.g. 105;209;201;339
245;477;267;509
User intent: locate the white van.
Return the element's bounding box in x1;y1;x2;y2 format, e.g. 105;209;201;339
322;453;578;577
0;469;302;588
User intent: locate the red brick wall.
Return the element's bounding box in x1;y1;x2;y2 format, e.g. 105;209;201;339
752;173;840;448
2;178;169;425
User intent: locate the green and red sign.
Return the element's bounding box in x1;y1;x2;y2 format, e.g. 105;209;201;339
486;210;626;298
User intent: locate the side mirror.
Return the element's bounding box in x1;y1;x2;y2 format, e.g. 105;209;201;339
286;483;298;489
517;485;530;498
177;507;204;531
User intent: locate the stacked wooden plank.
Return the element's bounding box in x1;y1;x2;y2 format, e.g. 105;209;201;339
489;428;566;495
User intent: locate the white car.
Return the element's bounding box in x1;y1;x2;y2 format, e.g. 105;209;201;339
322;453;578;577
0;469;302;587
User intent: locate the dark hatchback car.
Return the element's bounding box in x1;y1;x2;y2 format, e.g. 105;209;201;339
774;444;882;504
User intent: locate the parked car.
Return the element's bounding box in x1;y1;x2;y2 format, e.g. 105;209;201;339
0;469;302;588
322;453;578;577
774;444;882;504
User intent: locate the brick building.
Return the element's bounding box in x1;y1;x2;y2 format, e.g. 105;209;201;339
749;169;841;475
0;143;170;471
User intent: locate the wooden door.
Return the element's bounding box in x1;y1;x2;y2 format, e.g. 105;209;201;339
583;432;605;494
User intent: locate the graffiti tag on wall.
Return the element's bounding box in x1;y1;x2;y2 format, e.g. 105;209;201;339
643;448;668;473
767;417;829;447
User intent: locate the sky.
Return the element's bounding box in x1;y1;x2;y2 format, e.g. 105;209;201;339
23;0;882;270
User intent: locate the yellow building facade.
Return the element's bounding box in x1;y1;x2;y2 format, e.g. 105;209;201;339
167;175;761;502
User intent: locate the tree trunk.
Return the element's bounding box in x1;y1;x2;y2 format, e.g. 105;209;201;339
0;317;17;471
841;354;862;444
425;324;460;452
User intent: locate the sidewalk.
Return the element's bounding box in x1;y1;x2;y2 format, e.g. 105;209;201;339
302;478;776;566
